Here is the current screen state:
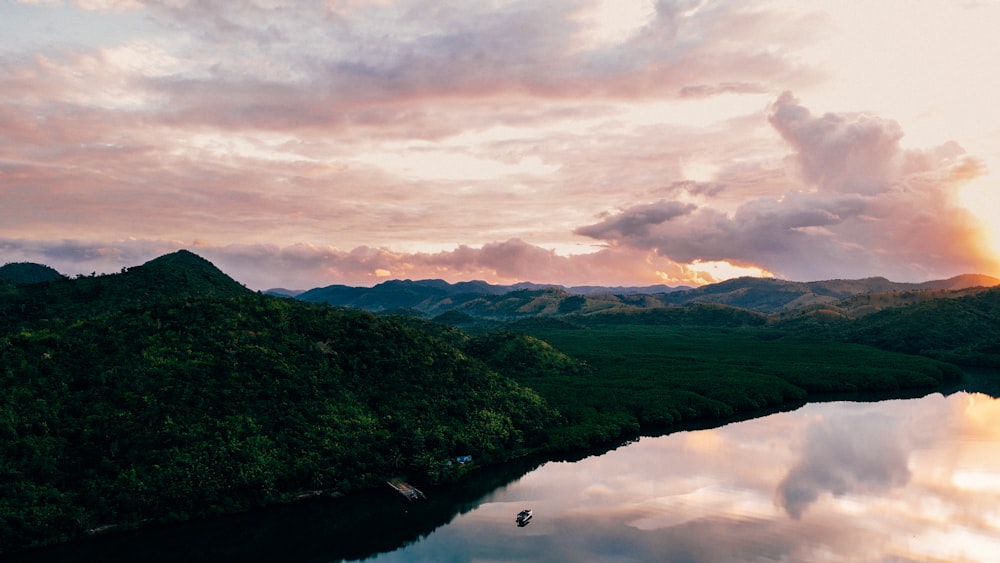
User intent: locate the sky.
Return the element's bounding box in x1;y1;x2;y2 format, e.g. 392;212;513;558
2;0;1000;290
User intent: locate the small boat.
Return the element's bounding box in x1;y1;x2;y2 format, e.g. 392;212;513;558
515;509;533;527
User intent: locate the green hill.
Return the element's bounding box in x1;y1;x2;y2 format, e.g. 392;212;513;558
830;287;1000;366
0;250;990;555
0;250;250;333
0;252;556;554
0;262;64;286
659;275;1000;313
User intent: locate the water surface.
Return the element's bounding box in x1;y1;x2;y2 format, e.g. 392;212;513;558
370;391;1000;562
13;390;1000;562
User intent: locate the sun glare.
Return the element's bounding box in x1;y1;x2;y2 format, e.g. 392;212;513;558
960;176;1000;272
689;260;774;282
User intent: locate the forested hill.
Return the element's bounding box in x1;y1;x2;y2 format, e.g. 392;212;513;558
292;278;684;310
294;273;1000;318
829;286;1000;367
0;252;557;554
0;250;250;334
659;274;1000;312
0;262;63;286
1;250;994;555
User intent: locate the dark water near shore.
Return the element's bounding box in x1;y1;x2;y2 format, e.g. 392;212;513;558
12;374;1000;562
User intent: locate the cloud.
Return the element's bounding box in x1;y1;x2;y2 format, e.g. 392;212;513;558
575;201;697;240
26;0;817;134
769;91;904;195
4;2;996;287
0;2;805;252
775;412;911;519
678;82;766;98
1;237;731;290
575;93;1000;281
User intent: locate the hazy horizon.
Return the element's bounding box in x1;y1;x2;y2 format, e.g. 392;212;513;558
3;1;1000;290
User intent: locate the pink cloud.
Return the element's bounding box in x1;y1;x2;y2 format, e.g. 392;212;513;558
4;2;995;290
1;238;721;290
79;0;821;134
575;94;1000;282
777;412;911;519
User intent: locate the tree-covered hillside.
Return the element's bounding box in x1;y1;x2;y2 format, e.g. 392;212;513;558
296;273;1000;318
0;250;990;555
0;263;64;286
0;253;556;553
830;287;1000;367
0;250;250;335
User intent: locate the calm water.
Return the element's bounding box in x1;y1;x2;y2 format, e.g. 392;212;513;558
368;391;1000;562
14;389;1000;562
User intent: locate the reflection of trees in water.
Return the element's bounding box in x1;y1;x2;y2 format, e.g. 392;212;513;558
952;368;1000;399
8;456;546;563
14;370;996;563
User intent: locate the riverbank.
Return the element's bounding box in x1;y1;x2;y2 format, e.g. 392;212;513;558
12;371;995;563
0;322;976;557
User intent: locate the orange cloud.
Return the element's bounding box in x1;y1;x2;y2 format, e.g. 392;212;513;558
0;238;725;290
574;94;1000;282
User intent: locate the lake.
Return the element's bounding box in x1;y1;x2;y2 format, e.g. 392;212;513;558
13;388;1000;562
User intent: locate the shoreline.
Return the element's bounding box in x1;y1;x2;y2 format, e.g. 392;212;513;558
11;370;996;560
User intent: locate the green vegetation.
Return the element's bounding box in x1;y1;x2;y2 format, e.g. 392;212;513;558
491;325;959;451
0;250;987;554
829;287;1000;367
0;262;64;286
0;254;556;553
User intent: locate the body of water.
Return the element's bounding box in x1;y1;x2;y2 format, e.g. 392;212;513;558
13;389;1000;562
373;391;1000;562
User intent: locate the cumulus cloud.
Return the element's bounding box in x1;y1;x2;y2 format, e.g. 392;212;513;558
0;0;815;268
576;93;1000;281
13;0;816;136
775;413;911;519
769;91;905;195
3;2;996;287
0;237;725;290
576;201;697;240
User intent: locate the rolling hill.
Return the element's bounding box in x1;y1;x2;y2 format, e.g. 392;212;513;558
2;249;997;555
829;286;1000;366
0;251;557;553
293;273;1000;320
0;262;64;286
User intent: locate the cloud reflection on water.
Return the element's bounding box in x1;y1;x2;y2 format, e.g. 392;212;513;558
776;411;911;519
374;392;1000;562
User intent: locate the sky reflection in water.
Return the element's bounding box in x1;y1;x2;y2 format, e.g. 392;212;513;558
370;393;1000;562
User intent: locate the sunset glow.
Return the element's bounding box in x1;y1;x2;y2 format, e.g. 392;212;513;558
475;393;1000;562
2;1;999;289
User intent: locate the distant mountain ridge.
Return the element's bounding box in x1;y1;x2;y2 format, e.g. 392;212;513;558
290;279;685;316
659;274;1000;313
285;278;684;303
292;273;1000;317
6;250;998;319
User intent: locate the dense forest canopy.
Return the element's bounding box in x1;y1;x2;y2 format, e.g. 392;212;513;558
0;250;994;554
0;253;556;552
0;262;63;286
